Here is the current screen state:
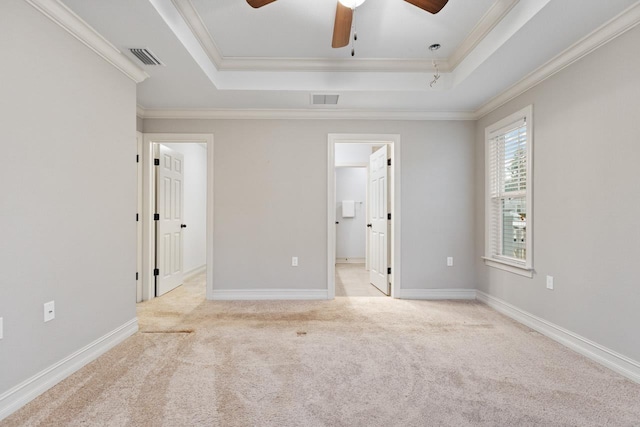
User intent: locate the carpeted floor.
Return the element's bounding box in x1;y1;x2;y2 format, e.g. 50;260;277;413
4;271;640;426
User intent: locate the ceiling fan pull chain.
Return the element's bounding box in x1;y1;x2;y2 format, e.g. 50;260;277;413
351;2;357;56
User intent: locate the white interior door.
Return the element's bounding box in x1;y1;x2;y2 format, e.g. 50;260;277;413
156;144;185;296
369;145;389;295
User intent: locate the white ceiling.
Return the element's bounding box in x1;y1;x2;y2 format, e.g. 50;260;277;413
60;0;639;115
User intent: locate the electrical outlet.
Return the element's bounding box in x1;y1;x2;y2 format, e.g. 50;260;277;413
0;317;3;340
546;276;554;290
292;257;298;267
447;257;454;267
44;301;55;322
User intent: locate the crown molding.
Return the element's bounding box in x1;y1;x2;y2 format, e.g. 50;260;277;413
139;1;640;122
136;105;146;119
171;0;224;67
24;0;149;83
218;57;449;73
475;0;640;119
137;107;476;121
448;0;519;70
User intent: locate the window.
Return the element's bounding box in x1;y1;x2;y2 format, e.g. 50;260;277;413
484;105;533;277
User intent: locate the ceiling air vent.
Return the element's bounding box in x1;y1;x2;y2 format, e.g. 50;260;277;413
129;48;164;66
311;94;339;105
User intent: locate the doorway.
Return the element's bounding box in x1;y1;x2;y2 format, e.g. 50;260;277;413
141;133;214;302
327;134;401;299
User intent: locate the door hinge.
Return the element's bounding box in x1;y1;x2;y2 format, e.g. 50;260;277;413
154;213;159;221
136;213;139;222
387;213;391;220
154;158;160;166
387;158;391;166
136;154;140;163
136;272;139;281
387;267;391;275
153;268;159;276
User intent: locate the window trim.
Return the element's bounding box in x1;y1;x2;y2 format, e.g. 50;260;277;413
484;105;533;276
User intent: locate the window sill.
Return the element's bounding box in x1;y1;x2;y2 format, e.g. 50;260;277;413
482;257;533;278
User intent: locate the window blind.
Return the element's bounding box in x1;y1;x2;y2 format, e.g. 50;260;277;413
488;119;528;262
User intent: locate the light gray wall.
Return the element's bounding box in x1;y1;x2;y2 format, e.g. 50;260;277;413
335;143;373;164
163;143;207;274
336;168;367;260
143;119;476;291
0;0;136;394
474;25;640;361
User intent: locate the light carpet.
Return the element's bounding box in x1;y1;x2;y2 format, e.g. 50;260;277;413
3;273;640;426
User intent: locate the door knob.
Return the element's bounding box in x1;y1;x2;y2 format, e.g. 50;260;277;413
181;224;187;228
367;224;372;228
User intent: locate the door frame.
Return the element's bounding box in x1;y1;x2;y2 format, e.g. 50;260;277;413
142;133;214;301
136;132;143;302
327;133;401;299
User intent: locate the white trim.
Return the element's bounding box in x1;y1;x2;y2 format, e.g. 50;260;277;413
475;1;640;118
476;291;640;384
136;107;475;121
171;0;224;67
0;318;138;421
24;0;148;83
136;105;146;120
142;134;214;301
448;0;520;70
399;289;477;300
335;258;366;264
135;2;640;121
482;258;533;278
169;0;517;74
183;264;206;281
136;132;144;303
335;162;368;168
211;289;329;301
484;105;533;272
328;134;401;299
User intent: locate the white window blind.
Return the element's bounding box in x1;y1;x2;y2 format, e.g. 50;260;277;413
485;106;532;273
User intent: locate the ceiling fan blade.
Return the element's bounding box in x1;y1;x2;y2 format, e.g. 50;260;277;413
247;0;278;8
404;0;449;14
332;2;353;48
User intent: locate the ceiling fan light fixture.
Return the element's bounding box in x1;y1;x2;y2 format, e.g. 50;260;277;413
338;0;366;9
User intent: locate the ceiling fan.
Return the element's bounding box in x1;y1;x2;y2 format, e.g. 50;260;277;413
246;0;449;48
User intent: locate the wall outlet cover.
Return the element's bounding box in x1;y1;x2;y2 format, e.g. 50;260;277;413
44;301;55;322
292;257;298;267
447;257;454;267
546;276;554;290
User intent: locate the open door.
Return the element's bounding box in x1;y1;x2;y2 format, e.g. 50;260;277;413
155;144;185;296
369;145;390;295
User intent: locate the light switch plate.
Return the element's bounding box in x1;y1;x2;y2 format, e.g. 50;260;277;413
0;317;3;339
546;276;554;290
44;301;55;322
292;257;298;267
447;257;454;267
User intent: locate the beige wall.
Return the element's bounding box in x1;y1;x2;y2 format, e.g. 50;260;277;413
475;25;640;361
0;0;137;394
143;119;476;292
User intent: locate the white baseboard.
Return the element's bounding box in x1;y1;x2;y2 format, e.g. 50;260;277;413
0;318;138;421
399;288;477;300
476;291;640;384
335;258;366;264
183;264;206;281
211;289;329;300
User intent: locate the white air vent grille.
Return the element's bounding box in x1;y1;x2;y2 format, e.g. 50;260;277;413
311;94;339;105
129;48;163;66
